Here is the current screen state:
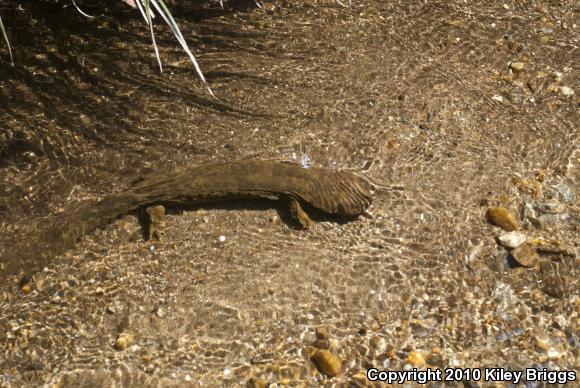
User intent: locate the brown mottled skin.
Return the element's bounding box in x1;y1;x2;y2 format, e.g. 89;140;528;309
2;160;373;277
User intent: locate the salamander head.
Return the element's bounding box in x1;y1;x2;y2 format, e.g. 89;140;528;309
302;170;373;216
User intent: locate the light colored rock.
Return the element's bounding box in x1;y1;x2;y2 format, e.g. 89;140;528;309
510;62;525;71
535;334;551;350
498;231;527;249
369;335;386;353
561;86;574;96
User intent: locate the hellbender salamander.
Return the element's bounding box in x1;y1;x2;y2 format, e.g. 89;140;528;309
2;160;373;277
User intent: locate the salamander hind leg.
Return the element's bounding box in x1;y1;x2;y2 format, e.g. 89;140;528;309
288;197;312;230
145;205;166;240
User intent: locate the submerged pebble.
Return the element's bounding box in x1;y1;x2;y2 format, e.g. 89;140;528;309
247;377;267;388
535;333;553;350
535;333;564;359
498;231;527;249
553;183;574;203
315;326;330;340
529;237;575;256
486;207;519;231
115;333;134;351
513;177;541;196
542;276;565;299
510;62;525;71
369;335;386;353
561;86;574;96
406;351;427;367
510;242;539;267
310;349;342;377
21;283;31;294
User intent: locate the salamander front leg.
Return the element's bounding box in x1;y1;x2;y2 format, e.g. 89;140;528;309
145;205;166;240
288;197;312;230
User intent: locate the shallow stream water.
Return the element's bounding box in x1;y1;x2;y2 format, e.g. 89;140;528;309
0;0;578;386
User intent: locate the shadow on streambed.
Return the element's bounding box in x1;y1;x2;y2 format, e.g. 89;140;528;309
0;196;365;283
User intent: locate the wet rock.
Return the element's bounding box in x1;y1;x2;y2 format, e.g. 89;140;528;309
510;62;525;71
512;177;541;196
493;282;520;320
546;83;559;93
429;348;444;366
529;238;575;257
540;35;550;44
510;242;539;267
406;351;427;367
553;183;574;203
314;326;331;349
115;337;128;351
542;276;565;299
523;202;543;229
508;93;524;104
486;207;519;231
527;78;544;94
310;349;342;377
247;377;267;388
352;372;370;385
315;326;330;340
385;344;397;359
18;274;32;294
561;86;574;96
553;315;567;330
498;231;527;249
369;335;386;354
33;276;45;292
533;199;567;217
546;347;565;360
535;333;552;350
480;193;502;207
328;338;340;350
535;333;564;359
115;332;134;351
21;283;31;294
